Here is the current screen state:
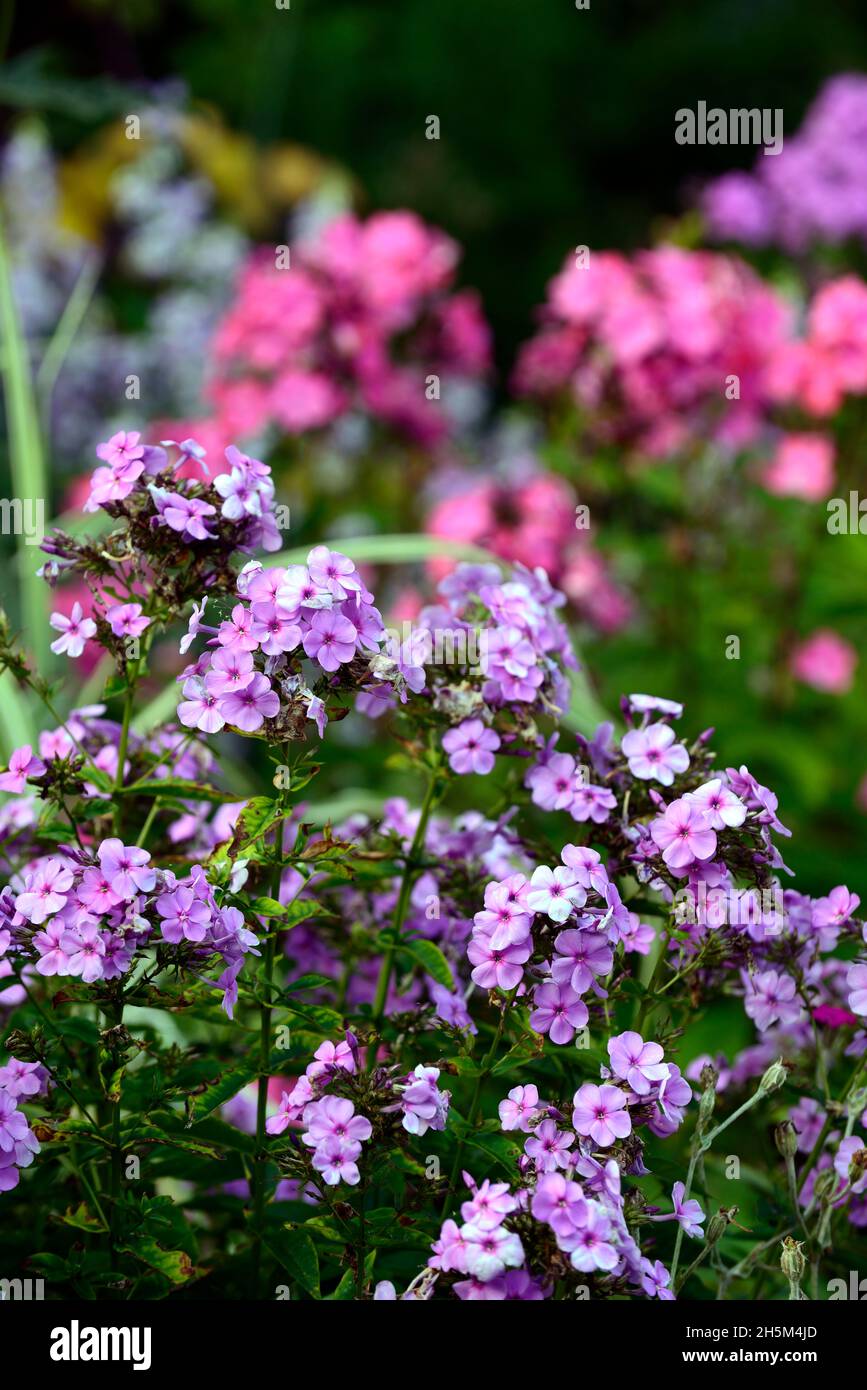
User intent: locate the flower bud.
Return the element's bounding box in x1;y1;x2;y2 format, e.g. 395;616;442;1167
705;1209;730;1247
775;1121;798;1159
780;1236;806;1290
812;1167;839;1204
758;1059;787;1095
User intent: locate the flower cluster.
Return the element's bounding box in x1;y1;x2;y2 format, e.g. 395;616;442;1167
266;1035;450;1188
177;545;396;740
0;1059;44;1193
362;560;577;775
513;247;790;458
425;463;632;634
407;1050;699;1301
3;841;257;1017
702;74;867;252
207;210;491;447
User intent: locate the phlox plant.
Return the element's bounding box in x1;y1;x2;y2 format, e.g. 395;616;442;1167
0;428;865;1302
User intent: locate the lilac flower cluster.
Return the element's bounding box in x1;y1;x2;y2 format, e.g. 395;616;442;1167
702;75;867;252
266;1035;450;1188
359;561;577;776
177;547;395;740
85;432;282;553
414;1050;698;1300
277;797;532;1026
0;1059;45;1193
3;841;257;1017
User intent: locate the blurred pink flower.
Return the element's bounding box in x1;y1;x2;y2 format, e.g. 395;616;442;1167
760;432;836;501
790;629;857;694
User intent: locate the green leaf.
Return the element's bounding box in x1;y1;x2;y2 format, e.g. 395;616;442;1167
59;1202;107;1233
120;1235;197;1285
264;1227;321;1298
0;212;49;671
0;670;35;761
272;534;495;569
118;778;237;803
186;1061;258;1124
399;938;454;990
251;897;334;929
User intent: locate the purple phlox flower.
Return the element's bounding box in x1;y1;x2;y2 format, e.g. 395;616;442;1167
0;745;46;793
64;921;107;983
306;546;363;600
178;676;226;734
33;919;76;976
302;608;359;672
670;1180;705;1239
640;1257;675;1300
560;843;609;895
569;782;617;824
50;603;96;658
530;980;588;1045
0;1091;30;1152
442;719;501;775
307;1038;356;1079
205;646;255;696
430;1218;470;1273
0;1059;46;1100
848;963;867;1017
474;875;532;949
498;1084;542;1133
156;886;211;943
743;968;804;1032
527;864;587;923
552;928;613;994
650;798;717;869
813;885;860;930
311;1136;362;1186
523;1118;575;1173
399;1064;450;1136
250;601;302;656
563;1200;619;1272
571;1083;632;1147
106;603;150;640
217;603;258;651
525;751;580;811
462;1221;525;1283
622;721;690;785
219;672;280;732
467;927;530;991
686;777;747;830
628;693;683;719
276;564;333;614
150;487;216;541
15;858;74;924
302;1095;372;1149
179;596;210;654
98;839;155;899
607;1030;669;1096
76;866;123;913
460;1179;518;1230
531;1171;588;1238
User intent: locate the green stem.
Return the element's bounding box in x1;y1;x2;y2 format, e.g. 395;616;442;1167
251;912;278;1294
442;997;513;1216
369;759;442;1038
0;207;49;671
